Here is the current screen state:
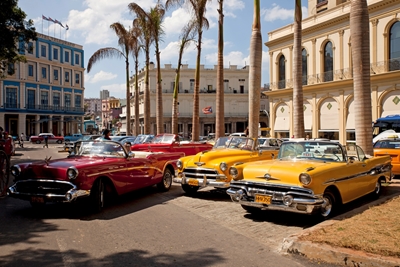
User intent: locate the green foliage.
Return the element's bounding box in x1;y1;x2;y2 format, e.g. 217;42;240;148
0;0;37;78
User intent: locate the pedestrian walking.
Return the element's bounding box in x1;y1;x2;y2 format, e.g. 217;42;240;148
20;133;24;148
43;135;49;148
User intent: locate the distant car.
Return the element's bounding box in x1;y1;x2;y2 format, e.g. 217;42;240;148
64;133;83;143
174;136;278;194
258;137;282;150
64;135;101;153
130;133;213;156
8;140;185;212
230;132;247;137
374;137;400;175
132;134;154;144
29;133;64;144
226;140;392;218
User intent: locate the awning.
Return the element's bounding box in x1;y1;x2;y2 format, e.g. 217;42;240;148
274;116;289;131
320;114;339;130
346;113;355;130
304;115;312;131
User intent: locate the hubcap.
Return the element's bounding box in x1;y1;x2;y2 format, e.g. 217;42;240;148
321;196;332;217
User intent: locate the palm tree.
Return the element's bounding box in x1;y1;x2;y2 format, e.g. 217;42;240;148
215;0;224;140
350;0;372;154
248;0;262;138
172;22;196;135
87;22;134;136
130;23;142;136
166;0;211;141
292;0;305;139
129;3;154;134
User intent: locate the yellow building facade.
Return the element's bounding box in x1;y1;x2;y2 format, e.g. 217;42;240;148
265;0;400;144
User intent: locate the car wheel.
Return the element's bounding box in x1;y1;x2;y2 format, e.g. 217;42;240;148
182;184;199;195
371;179;382;199
91;178;105;213
320;190;336;219
36;140;41;144
241;204;262;214
157;169;172;192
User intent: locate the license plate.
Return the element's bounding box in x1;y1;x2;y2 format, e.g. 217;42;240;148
31;196;44;203
255;194;271;204
188;179;199;186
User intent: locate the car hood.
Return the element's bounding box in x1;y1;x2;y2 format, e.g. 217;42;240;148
22;156;121;181
186;148;265;165
239;159;337;186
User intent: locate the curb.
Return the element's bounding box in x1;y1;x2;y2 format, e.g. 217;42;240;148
280;184;400;267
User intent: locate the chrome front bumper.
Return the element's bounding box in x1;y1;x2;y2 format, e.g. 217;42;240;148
7;179;90;203
226;187;325;215
173;174;230;188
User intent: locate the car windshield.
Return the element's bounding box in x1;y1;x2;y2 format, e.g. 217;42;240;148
133;135;154;144
77;140;127;158
373;139;400;149
278;141;345;162
151;134;176;144
213;136;255;151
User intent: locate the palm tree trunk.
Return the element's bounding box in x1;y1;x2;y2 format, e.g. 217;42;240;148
134;60;140;136
192;31;202;141
144;49;151;134
125;49;131;136
293;0;304;139
248;0;262;138
350;0;372;154
216;0;225;140
172;62;181;135
156;46;163;134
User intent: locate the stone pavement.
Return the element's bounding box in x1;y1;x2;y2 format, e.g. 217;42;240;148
280;180;400;267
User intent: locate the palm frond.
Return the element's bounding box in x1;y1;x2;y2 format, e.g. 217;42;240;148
87;47;124;73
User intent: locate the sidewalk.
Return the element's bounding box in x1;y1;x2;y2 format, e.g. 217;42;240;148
280;180;400;267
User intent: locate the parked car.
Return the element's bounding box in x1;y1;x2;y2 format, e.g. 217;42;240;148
132;134;154;144
29;133;64;144
226;140;393;218
258;137;282;150
373;137;400;176
64;135;101;153
64;133;83;143
173;136;278;194
8;140;185;212
130;133;213;156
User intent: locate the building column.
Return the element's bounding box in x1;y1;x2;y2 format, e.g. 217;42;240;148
339;30;344;70
270;100;275;138
19;113;27;135
0;112;5;129
35;115;40;135
371;19;378;65
289;46;293;80
311;94;318;139
312;39;317;75
61;115;64;136
338;91;345;145
49;115;53;134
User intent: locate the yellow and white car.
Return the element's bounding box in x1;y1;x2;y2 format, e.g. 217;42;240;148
227;140;392;218
174;136;278;194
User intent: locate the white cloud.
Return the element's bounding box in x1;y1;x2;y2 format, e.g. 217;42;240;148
261;4;308;22
86;70;117;83
101;83;127;98
163;8;192;37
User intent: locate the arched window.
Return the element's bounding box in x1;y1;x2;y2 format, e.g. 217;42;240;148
278;55;285;89
323;41;333;81
302;48;308;85
389;21;400;71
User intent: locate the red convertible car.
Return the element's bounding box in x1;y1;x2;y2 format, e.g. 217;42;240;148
7;140;184;212
29;133;64;144
130;133;212;156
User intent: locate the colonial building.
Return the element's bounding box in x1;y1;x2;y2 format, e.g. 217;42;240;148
126;63;269;138
101;96;121;131
265;0;400;144
0;33;85;137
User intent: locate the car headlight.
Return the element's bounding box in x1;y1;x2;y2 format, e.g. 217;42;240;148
67;167;79;180
11;165;21;177
176;160;183;169
220;162;228;172
299;173;311;185
229;167;238;179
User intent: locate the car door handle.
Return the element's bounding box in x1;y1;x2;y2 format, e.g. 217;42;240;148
362;164;366;167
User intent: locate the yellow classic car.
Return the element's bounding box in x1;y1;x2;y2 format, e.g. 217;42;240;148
174;136;278;194
373;137;400;176
227;140;392;218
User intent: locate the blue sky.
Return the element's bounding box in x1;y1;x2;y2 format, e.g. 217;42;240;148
18;0;308;99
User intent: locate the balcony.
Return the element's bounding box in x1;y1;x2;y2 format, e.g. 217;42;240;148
2;103;84;114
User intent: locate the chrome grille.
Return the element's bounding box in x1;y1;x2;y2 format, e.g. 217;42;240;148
182;167;219;180
14;180;75;195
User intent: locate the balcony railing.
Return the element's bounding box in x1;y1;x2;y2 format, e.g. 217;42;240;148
266;58;400;90
2;103;84;113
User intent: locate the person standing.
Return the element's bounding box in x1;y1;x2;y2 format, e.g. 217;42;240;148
20;133;24;148
43;135;49;148
103;129;111;140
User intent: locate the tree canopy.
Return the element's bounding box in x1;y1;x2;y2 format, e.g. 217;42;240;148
0;0;37;77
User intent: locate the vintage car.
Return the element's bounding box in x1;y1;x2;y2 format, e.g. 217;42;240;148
258;137;282;150
8;140;184;212
173;136;278;194
64;134;101;153
63;133;83;142
130;133;213;156
373;137;400;176
226;140;393;218
30;133;64;144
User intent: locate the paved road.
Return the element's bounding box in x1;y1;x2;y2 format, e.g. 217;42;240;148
4;144;383;266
